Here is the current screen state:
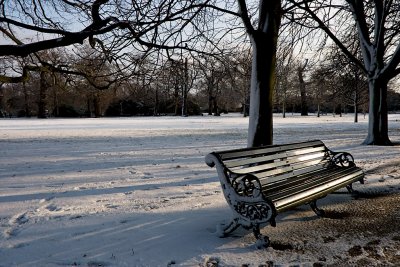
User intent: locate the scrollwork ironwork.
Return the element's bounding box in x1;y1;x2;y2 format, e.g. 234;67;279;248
233;201;273;222
330;152;355;167
231;174;262;198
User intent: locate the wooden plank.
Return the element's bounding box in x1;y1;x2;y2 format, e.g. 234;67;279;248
219;140;324;160
273;169;365;211
224;146;326;168
260;165;330;188
257;164;327;186
254;159;327;179
266;167;363;201
231;152;326;174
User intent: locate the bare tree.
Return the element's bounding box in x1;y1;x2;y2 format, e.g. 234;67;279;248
1;1;229;84
235;0;283;146
297;59;309;116
289;0;400;145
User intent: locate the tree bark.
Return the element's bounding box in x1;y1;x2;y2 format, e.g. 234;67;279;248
208;95;213;115
354;90;358;123
38;71;49;118
93;94;101;117
362;78;391;145
246;0;281;147
23;82;31;117
297;61;308;116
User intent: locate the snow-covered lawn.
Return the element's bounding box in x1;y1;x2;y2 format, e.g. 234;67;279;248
0;113;399;266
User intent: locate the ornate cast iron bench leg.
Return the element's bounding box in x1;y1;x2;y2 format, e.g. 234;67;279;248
310;200;325;217
346;184;361;196
216;218;240;237
253;224;270;249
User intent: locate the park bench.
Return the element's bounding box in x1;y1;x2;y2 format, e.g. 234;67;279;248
205;140;364;248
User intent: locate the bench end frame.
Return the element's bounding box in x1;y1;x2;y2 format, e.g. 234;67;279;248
206;152;277;242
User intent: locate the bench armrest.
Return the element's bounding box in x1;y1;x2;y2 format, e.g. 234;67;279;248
329;151;355;167
205;152;218;167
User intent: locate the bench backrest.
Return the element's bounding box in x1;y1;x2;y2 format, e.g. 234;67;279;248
215;140;330;186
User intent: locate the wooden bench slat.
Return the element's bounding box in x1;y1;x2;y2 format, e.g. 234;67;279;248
224;146;326;168
265;167;362;201
261;166;334;191
257;164;328;185
230;151;326;174
219;140;324;160
254;158;329;179
273;169;365;212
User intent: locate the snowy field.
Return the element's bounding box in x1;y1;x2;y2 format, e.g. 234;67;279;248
0;113;399;267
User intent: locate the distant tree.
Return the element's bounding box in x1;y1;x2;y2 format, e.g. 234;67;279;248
297;59;309;116
275;45;296;118
229;49;252;117
196;55;227;116
309;66;331;117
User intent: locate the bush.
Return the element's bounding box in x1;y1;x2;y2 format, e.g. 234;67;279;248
56;105;80;117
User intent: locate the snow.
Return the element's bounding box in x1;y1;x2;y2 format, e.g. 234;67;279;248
0;113;399;267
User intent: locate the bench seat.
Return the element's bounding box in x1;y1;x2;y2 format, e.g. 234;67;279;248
205;140;364;247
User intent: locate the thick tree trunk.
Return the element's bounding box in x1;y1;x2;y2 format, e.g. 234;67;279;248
247;32;278;147
362;79;391;145
241;0;281;147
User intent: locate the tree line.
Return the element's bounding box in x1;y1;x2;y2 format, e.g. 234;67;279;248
4;42;399;119
1;1;400;146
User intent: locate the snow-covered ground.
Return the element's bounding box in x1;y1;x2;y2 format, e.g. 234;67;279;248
0;113;399;267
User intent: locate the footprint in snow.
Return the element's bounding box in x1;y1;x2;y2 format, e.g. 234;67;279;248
39;196;55;203
44;204;61;212
141;172;154;179
104;204;119;209
5;212;29;238
9;212;29;225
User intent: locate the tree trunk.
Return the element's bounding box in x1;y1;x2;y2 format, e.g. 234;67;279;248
181;84;187;117
23;82;31;117
240;0;281;147
354;90;358;123
362;78;391;145
174;84;179;116
298;65;308;116
208;95;213;115
247;32;278;147
154;87;159;116
38;71;48;118
181;57;188;117
93;95;101;118
213;96;219;116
